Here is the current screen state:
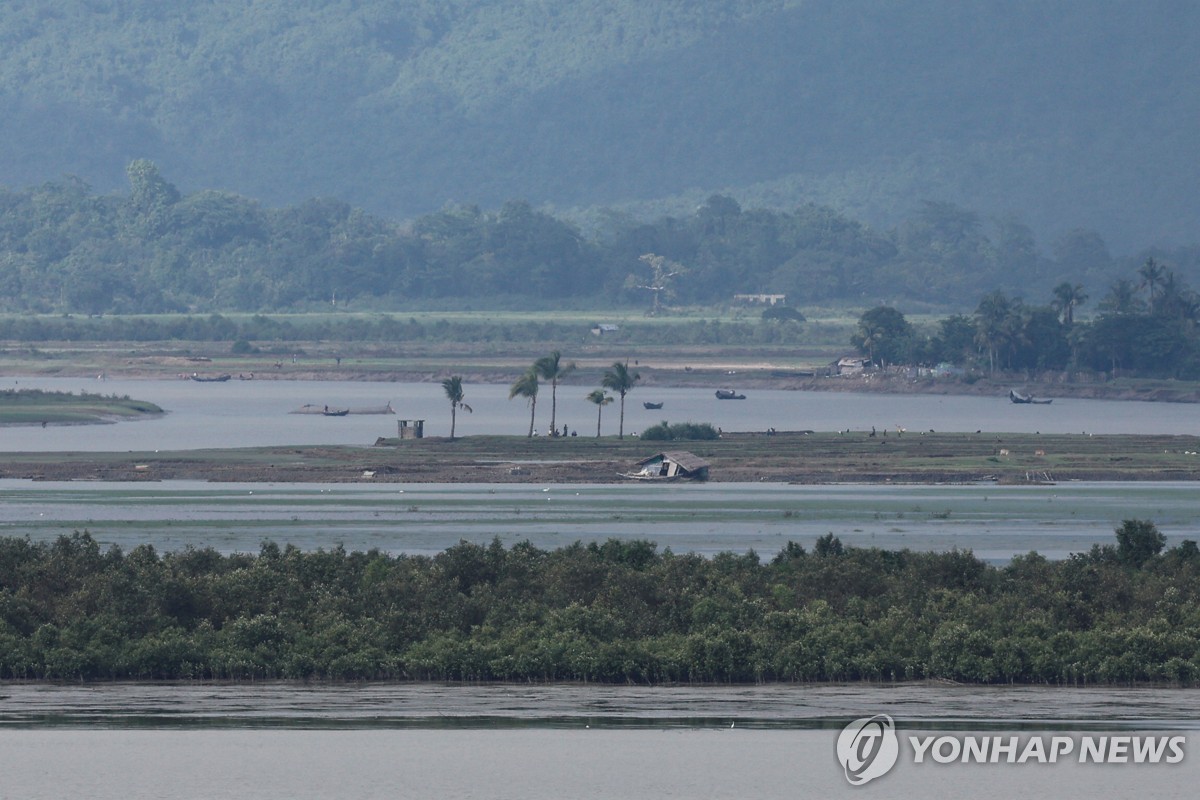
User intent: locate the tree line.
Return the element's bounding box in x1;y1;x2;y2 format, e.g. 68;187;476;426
0;523;1197;684
852;259;1200;379
2;164;1198;315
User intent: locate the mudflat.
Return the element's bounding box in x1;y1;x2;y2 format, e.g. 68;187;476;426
3;431;1198;484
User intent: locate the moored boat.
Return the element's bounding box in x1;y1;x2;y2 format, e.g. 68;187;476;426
715;389;746;400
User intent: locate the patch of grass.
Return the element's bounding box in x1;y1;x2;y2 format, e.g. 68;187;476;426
0;388;163;424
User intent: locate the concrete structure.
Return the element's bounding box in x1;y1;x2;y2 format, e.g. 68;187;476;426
398;419;425;439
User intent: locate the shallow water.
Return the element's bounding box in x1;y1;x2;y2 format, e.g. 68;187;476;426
2;682;1197;730
3;376;1196;452
2;480;1195;561
0;684;1195;799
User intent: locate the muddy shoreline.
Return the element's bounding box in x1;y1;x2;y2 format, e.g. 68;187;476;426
4;431;1199;485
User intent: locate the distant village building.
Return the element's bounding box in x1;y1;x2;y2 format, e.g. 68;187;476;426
591;323;620;337
835;357;870;376
733;293;787;306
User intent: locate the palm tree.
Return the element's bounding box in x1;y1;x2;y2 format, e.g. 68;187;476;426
1098;278;1143;316
974;290;1013;374
586;389;613;437
1138;257;1166;312
508;369;539;437
441;375;472;439
601;361;640;439
1051;282;1088;326
534;350;576;436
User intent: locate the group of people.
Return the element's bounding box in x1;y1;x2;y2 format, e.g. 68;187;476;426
534;425;577;437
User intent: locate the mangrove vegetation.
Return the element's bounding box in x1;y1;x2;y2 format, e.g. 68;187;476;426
1;525;1198;684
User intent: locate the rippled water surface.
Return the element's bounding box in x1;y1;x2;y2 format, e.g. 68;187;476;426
0;684;1195;799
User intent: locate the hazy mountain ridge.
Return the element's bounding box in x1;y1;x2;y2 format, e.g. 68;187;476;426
0;0;1197;251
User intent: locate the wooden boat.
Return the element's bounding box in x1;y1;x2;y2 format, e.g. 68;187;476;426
190;373;232;382
643;401;664;409
1009;389;1052;405
715;389;746;400
290;401;394;415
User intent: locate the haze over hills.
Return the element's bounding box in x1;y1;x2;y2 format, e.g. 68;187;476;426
0;0;1198;253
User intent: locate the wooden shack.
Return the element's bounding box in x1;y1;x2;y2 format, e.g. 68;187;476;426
625;451;710;481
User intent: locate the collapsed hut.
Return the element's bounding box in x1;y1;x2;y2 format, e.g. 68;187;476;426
624;451;710;481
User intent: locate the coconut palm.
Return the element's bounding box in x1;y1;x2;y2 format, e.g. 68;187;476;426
600;361;640;439
1051;282;1088;326
1099;278;1143;316
441;375;472;439
974;290;1014;374
508;369;539;437
534;350;576;436
1138;257;1166;312
586;389;613;437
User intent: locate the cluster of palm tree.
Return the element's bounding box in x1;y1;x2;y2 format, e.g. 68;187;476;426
508;353;642;439
507;351;576;437
442;355;642;439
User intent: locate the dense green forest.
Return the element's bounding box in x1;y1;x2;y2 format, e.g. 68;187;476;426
848;260;1200;378
1;525;1197;683
2;165;1198;315
0;1;1197;250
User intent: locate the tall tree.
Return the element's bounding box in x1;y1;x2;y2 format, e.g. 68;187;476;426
441;376;472;439
852;306;913;366
586;389;613;437
601;361;640;439
534;350;576;436
1051;282;1088;326
508;369;539;437
974;290;1014;374
627;253;685;316
1138;257;1166;312
1098;278;1143;316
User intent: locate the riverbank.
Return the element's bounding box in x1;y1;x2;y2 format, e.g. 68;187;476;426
3;431;1198;484
0;388;164;426
6;345;1199;404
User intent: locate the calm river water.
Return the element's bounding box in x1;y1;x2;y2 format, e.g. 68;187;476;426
2;377;1197;798
0;683;1196;798
3;376;1197;451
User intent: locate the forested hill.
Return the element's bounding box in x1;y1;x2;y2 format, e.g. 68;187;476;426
1;1;1197;252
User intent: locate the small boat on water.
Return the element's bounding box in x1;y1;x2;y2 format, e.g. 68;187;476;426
290;402;394;415
191;373;232;382
715;389;746;400
643;401;664;410
322;408;350;417
1009;389;1053;405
